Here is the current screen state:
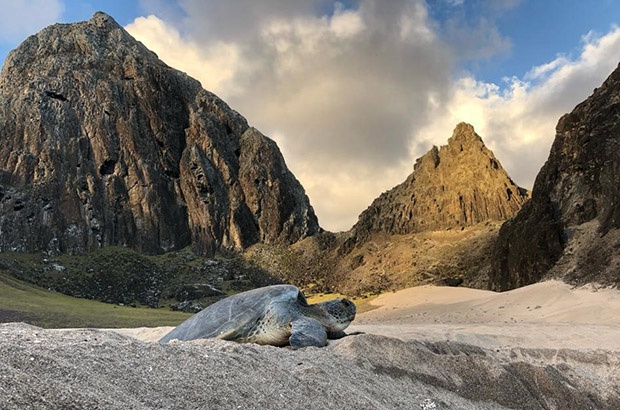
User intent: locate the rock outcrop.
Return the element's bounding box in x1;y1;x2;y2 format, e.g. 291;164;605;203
491;62;620;291
0;12;318;256
343;123;528;251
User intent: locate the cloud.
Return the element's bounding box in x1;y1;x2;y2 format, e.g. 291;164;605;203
176;0;332;43
0;0;64;43
443;16;512;61
129;0;454;231
126;16;243;96
240;1;452;167
127;1;620;232
433;0;517;62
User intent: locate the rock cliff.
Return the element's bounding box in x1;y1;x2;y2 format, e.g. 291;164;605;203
343;123;528;251
0;12;318;256
491;62;620;290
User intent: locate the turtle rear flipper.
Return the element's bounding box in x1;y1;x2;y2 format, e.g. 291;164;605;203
289;318;327;349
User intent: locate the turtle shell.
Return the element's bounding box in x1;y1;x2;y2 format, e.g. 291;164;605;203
159;285;302;343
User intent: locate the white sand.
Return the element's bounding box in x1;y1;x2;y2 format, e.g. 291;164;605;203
347;280;620;352
357;280;620;325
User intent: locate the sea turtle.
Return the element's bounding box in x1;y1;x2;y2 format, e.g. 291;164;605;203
159;284;356;348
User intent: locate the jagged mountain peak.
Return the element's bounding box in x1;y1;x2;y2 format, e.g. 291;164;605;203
448;122;484;146
344;123;528;251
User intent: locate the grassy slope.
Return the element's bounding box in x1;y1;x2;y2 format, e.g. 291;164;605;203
0;270;190;328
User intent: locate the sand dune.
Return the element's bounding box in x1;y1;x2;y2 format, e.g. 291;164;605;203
349;280;620;352
358;280;620;325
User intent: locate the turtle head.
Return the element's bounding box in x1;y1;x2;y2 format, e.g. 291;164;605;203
316;298;356;333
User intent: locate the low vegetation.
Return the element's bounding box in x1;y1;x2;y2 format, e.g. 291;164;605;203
246;222;501;297
0;270;190;328
0;246;281;319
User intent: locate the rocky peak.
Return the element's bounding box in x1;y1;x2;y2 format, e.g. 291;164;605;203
343;123;528;251
0;12;319;255
491;61;620;290
447;122;483;147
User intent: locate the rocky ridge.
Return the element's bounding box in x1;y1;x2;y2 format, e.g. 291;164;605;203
343;123;528;252
491;62;620;290
0;12;318;256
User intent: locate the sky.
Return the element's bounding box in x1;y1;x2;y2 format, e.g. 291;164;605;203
2;1;620;232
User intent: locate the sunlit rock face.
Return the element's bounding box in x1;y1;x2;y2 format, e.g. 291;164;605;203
0;12;318;255
343;122;528;252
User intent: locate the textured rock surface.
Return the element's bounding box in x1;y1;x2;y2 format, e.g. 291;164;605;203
491;62;620;290
1;323;619;410
343;123;528;251
0;12;318;256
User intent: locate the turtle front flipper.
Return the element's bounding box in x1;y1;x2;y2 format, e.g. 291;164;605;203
289;318;328;349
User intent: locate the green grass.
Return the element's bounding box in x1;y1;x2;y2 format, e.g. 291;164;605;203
0;270;191;329
0;245;280;322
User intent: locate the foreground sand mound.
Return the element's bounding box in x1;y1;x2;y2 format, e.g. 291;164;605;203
2;322;620;410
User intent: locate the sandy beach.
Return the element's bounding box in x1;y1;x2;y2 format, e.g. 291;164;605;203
3;280;620;409
115;280;620;351
350;280;620;351
358;280;620;325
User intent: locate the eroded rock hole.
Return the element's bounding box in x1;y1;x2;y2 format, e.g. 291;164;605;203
44;90;67;101
164;169;180;179
99;159;117;176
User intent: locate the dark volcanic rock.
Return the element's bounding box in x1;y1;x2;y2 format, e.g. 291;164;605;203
0;12;318;255
343;123;528;252
491;62;620;290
